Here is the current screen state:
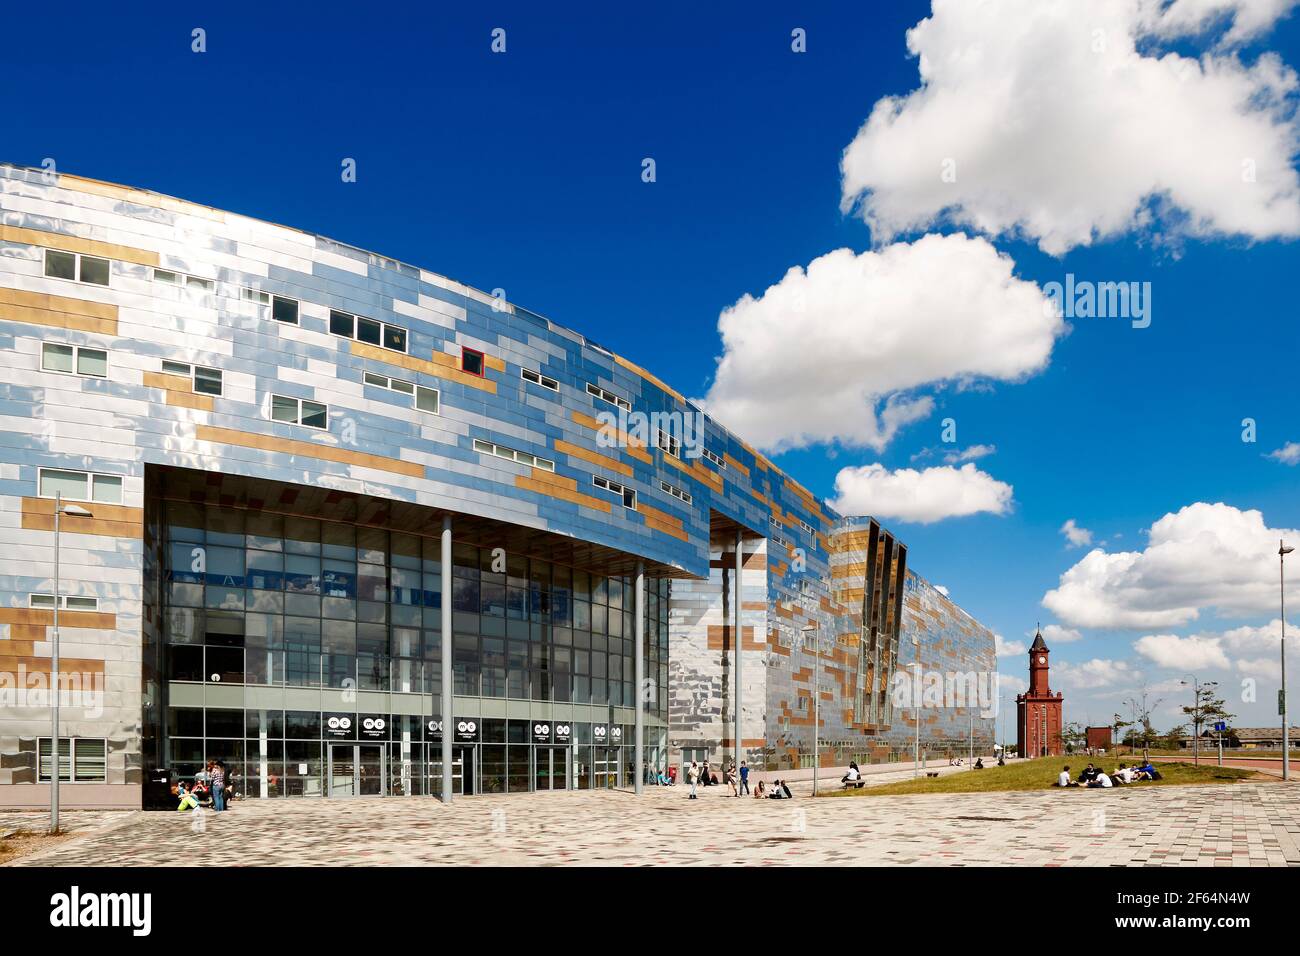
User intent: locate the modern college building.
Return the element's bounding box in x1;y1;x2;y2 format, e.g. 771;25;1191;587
0;165;996;808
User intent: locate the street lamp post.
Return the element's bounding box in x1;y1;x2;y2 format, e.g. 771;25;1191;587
1281;540;1293;781
50;494;92;834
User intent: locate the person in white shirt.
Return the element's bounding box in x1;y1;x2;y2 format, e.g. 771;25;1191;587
842;761;862;783
1057;766;1074;787
1088;771;1113;788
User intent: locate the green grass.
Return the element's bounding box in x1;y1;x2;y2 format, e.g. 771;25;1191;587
819;760;1257;798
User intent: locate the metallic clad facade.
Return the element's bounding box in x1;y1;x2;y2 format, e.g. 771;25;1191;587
0;166;995;803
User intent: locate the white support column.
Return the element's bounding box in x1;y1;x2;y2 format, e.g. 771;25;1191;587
440;514;453;803
634;561;645;795
734;529;742;770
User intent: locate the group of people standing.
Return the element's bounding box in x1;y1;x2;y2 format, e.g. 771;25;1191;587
175;760;230;812
685;759;755;798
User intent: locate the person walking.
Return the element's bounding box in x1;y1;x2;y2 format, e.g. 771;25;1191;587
687;760;699;799
211;760;227;812
738;760;750;796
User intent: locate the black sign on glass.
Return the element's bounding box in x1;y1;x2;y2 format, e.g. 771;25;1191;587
553;722;572;744
426;719;444;741
592;723;609;744
610;726;624;744
323;713;355;739
532;721;552;743
359;715;388;740
454;718;478;741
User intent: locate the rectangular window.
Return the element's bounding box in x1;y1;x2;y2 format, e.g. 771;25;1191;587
701;447;727;469
415;386;439;414
593;475;637;510
798;518;816;535
656;430;681;458
29;594;99;611
461;347;485;377
362;372;437;414
194;365;223;396
45;249;109;286
37;468;122;504
160;361;222;395
272;296;298;324
586;383;631;412
270;395;328;430
473;438;554;472
521;368;559;391
42;343;107;378
659;480;692;504
152;268;212;295
38;738;107;783
330;310;405;352
243;287;298;324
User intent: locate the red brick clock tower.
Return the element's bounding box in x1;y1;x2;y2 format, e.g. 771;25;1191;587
1016;628;1064;757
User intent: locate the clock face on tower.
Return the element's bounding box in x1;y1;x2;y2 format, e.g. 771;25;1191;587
1037;656;1046;664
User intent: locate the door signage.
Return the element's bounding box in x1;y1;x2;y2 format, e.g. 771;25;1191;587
360;715;388;740
610;726;623;743
426;719;443;741
532;722;551;743
593;724;608;742
454;718;478;741
553;722;572;744
324;714;355;739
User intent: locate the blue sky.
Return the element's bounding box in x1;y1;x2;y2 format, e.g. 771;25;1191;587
8;1;1298;730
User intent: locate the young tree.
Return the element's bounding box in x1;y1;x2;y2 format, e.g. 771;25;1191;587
1058;721;1086;754
1112;717;1133;754
1181;684;1234;763
1123;688;1164;760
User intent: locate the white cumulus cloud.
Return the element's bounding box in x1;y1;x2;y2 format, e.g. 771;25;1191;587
996;634;1027;657
1060;519;1095;548
829;462;1014;524
1042;502;1300;628
1143;0;1300;45
699;234;1062;451
840;0;1300;255
1038;624;1085;645
1133;633;1232;669
1268;442;1300;464
1053;658;1138;690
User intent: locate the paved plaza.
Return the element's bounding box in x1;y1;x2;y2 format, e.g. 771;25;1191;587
5;779;1298;867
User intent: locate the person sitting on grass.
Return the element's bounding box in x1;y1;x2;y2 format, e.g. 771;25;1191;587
974;757;985;770
1113;763;1135;784
841;761;861;784
1076;763;1099;785
1057;765;1079;787
1086;769;1114;788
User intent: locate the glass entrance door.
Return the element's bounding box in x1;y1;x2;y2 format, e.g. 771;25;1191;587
594;747;620;789
358;745;383;795
329;744;356;797
534;747;569;791
429;745;474;797
328;744;386;797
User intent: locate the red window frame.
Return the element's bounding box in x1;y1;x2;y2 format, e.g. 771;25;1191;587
461;347;486;378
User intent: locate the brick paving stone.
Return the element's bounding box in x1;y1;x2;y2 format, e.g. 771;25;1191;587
3;780;1297;868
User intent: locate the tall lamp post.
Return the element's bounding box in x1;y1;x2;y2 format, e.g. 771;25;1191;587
50;493;93;834
1281;540;1293;781
1180;675;1217;767
801;624;819;796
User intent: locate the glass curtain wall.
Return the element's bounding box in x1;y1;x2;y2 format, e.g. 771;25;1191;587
159;498;670;797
